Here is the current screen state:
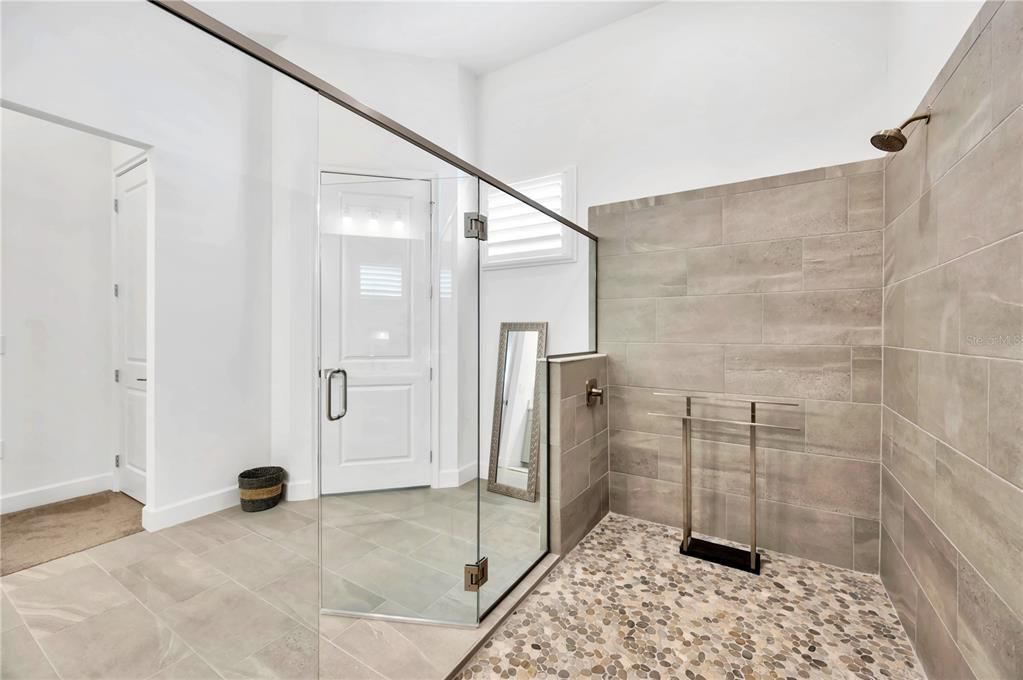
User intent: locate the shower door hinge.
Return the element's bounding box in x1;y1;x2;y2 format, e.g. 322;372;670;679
464;556;488;592
114;369;120;383
429;450;433;463
114;454;120;468
113;198;119;213
463;212;488;241
113;283;119;298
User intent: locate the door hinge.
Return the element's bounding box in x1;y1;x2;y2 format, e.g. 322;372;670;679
429;367;433;381
463;212;488;241
113;283;119;298
464;557;489;592
429;450;433;463
114;369;120;383
113;198;119;213
114;454;120;468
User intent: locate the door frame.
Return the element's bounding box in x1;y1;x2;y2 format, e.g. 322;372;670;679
110;152;155;505
315;165;439;494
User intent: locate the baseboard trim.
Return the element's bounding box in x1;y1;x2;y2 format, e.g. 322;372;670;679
1;473;113;514
437;462;477;489
283;479;315;502
142;485;238;531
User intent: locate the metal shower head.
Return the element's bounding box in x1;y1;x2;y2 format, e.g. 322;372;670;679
871;111;931;152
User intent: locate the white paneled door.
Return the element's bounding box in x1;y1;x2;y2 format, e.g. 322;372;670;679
114;160;148;503
320;175;432;494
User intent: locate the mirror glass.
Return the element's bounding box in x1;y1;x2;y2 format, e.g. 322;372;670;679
488;322;546;501
495;330;540;490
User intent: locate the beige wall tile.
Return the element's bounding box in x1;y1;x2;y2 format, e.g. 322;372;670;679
881;467;905;551
655;295;762;344
558;476;609;554
848;172;884;231
917;352;988;464
609;429;658;479
853;518;880;573
588;210;627;257
753;500;856;570
724;346;850;400
626;343;724;391
627;197;722;252
558;439;592;507
932;105;1023;263
722;178;847;243
916;594;977;680
958;233;1023;360
766;450;879;519
598;299;655;342
889;264;962;353
927;26;993;183
851;346;882;403
903;496;958;634
935;442;1023;621
609;472;682;527
885;124;927;226
803;231;882;289
957;556;1023;680
805;400;881;461
609;386;683;437
597;341;628;386
884;199;936;285
882;348;919;421
691;439;765;496
656;435;684;483
686;239;802;295
989;358;1023;488
888;411;937;516
692;487;729;538
590;431;609;483
557;355;607;399
598;251;686;299
991;0;1023;125
690;398;805;453
575;396;608;445
880;527;919;641
762;289;881;346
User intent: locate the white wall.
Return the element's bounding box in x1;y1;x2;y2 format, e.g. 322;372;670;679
1;1;316;528
1;108;116;512
476;1;984;217
886;1;986;121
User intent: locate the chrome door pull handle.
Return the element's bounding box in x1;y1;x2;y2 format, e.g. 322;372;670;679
326;369;348;421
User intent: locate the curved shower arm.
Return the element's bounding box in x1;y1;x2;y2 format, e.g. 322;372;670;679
898;112;931;130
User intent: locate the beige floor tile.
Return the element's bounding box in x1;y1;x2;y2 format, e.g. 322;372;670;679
339;548;459;614
343;518;441;553
0;626;59;679
39;600;190;680
149;652;220;680
1;553;93;593
110;549;228;612
321;526;378;573
160;514;252;555
333;620;444;680
346;488;434;514
6;563;133;636
409;534;476;573
319;612;358;642
256;563;319;628
1;592;23;632
161;581;301;672
202;533;311;590
321;571;386;612
319;638;386;680
218;505;314;541
274;522;319;562
280;498;319;519
219;626;318;680
86;531;178;571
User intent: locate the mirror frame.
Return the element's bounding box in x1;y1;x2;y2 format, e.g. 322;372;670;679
487;321;548;502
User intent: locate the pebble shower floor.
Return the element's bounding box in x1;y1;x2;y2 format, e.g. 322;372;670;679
456;513;921;679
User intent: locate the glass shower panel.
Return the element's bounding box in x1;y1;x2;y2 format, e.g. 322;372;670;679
475;182;597;615
317;95;481;625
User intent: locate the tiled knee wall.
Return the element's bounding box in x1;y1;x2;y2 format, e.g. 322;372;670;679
879;3;1023;680
548;355;609;555
590;158;885;574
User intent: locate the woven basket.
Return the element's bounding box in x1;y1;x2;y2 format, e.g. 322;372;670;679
238;466;285;512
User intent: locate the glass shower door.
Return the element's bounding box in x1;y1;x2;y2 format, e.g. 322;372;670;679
318;169;482;625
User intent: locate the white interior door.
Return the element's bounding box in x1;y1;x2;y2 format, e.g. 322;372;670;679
320;175;432;494
114;160;148;503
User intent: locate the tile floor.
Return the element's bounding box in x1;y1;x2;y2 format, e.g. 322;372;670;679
0;483;547;680
456;513;923;680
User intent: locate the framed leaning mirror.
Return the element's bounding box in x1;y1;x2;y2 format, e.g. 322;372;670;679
487;321;548;502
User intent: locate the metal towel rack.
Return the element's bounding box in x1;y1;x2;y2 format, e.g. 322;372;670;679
649;394;801;574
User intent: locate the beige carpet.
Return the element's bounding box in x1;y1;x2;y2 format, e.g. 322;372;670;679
1;491;143;576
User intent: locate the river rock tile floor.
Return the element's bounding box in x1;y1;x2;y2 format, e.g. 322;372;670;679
456;513;921;680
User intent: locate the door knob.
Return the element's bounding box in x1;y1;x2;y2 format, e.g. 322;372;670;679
585;378;604;406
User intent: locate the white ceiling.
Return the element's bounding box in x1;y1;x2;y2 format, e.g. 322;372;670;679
194;1;659;74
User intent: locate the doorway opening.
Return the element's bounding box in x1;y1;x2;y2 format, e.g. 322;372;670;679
0;107;151;574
